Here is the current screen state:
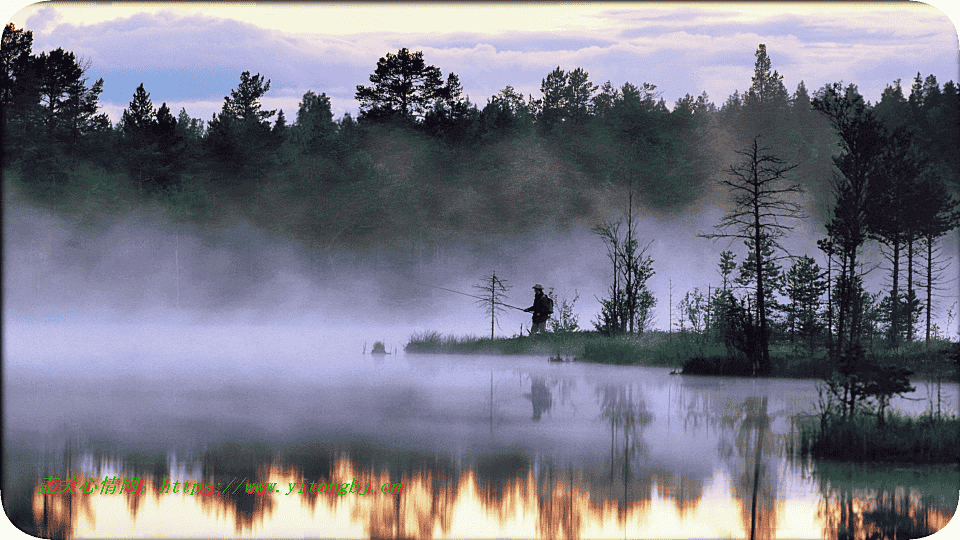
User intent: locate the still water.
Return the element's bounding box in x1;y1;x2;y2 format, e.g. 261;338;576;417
4;324;958;539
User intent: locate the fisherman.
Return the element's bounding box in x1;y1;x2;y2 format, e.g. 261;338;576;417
523;284;553;335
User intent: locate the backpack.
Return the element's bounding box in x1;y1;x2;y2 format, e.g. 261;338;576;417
543;294;554;315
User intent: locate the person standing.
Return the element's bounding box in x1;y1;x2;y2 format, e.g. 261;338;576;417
523;284;553;335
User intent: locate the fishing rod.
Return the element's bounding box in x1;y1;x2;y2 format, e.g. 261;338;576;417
414;282;527;311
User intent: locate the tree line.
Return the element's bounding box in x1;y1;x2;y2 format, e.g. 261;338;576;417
3;24;959;356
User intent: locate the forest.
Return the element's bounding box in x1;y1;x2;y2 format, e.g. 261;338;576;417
4;22;959;355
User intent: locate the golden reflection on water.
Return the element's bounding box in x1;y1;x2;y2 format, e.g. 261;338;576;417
22;383;958;539
30;451;955;539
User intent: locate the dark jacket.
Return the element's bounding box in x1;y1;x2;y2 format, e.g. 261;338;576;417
525;293;552;324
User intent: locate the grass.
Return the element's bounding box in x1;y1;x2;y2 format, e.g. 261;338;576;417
872;339;959;381
404;330;588;357
406;329;746;368
681;346;833;377
405;330;957;383
797;411;960;464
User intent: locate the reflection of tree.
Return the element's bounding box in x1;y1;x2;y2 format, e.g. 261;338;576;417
653;469;706;518
32;440;93;540
721;396;779;540
276;442;334;512
535;461;584;540
472;451;532;524
673;377;733;436
382;453;461;539
201;441;277;534
321;445;461;540
811;462;956;540
596;383;654;523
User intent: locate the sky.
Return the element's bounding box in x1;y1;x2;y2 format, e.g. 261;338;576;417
3;1;959;125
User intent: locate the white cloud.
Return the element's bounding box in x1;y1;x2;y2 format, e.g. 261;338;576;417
4;1;957;120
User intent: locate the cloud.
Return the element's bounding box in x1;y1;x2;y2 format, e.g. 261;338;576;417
14;2;959;124
23;4;60;33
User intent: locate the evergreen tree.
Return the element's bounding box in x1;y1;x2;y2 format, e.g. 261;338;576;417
735;235;783;332
479;85;533;139
355;48;448;123
536;66;597;131
119;83;158;191
812;82;886;358
0;23;35;137
873;79;911;131
913;171;960;343
781;255;827;349
700;137;804;374
35;48;106;155
154;102;181;188
205;71;276;187
866;127;925;347
740;44;790;147
422;73;479;142
293;90;337;155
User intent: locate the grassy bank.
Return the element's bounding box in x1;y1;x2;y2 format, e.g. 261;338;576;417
681;347;833;378
406;330;749;369
405;330;957;381
404;330;594;357
797;412;960;464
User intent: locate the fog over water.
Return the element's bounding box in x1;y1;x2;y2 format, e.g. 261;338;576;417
4;187;959;539
5;178;958;348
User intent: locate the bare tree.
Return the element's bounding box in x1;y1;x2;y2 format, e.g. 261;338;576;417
474;273;511;339
699;136;804;374
593;185;656;335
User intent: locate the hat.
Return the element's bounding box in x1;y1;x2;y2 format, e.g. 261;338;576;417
532;284;544;290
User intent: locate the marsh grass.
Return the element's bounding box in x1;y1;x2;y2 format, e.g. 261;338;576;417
405;330;957;383
798;410;960;464
873;340;959;381
406;330;608;358
407;329;723;367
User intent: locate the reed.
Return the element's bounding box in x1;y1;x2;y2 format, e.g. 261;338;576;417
799;410;960;463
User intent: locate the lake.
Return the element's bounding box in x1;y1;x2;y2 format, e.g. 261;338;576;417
4;324;958;539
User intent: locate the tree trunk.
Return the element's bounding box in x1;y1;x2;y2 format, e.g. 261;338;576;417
890;239;900;348
826;252;833;346
754;200;770;375
925;235;933;344
907;236;914;342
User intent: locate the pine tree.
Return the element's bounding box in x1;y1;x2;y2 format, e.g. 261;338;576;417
812;82;885;358
205;71;276;186
355;48;448;122
740;44;790;147
700;137;804;374
781;255;827;349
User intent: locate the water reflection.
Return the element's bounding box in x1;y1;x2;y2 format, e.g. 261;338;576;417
27;440;956;539
525;377;552;421
808;462;957;540
9;358;957;539
723;396;778;540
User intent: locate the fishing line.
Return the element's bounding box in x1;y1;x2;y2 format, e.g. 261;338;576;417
413;282;526;311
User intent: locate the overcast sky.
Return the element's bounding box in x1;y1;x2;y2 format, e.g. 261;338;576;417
4;1;959;125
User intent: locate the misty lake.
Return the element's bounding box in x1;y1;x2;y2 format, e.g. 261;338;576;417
4;324;958;539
